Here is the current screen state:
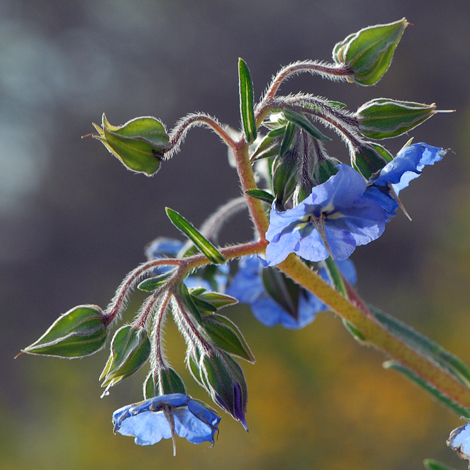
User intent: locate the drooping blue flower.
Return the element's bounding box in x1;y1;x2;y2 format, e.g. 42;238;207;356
112;393;220;447
264;164;387;266
365;143;446;218
145;237;228;291
227;255;356;329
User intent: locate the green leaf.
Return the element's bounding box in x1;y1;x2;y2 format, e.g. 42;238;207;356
21;305;107;359
191;294;218;313
195;291;239;309
384;361;470;418
203;314;255;363
357;99;437;139
283;109;331;142
100;325;151;389
137;271;175;292
92;114;168;176
143;368;186;399
370;305;470;388
250;127;285;161
245;188;275;205
261;267;300;320
165;207;225;264
238;58;257;144
352;142;388;179
423;459;459;470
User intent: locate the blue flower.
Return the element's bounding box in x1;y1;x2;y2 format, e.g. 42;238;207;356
366;143;446;218
227;255;356;329
145;237;228;291
112;393;220;448
264;164;387;266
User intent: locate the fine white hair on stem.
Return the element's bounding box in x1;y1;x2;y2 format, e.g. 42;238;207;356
104;259;179;324
165;112;233;160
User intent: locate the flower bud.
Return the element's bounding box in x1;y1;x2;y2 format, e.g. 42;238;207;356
333;18;408;86
21;305;107;358
357;99;437;139
91;114;169;176
100;325;151;390
192;350;248;430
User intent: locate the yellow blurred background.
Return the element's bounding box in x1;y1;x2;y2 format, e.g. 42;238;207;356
2;1;470;469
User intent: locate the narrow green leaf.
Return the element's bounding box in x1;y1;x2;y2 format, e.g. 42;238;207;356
370;305;470;388
384;361;470;418
137;271;175;292
165;207;225;264
191;294;218;313
283;109;331;142
424;459;459;470
238;58;257;144
246;188;275;204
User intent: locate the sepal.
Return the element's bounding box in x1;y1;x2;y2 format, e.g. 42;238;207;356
143;368;187;399
100;325;151;390
202;314;255;363
21;305;107;358
92;114;168;176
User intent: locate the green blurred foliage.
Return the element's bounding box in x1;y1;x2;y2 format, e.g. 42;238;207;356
2;0;470;469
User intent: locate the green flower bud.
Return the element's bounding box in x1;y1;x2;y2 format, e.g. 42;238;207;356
21;305;107;358
357;99;438;139
100;325;151;390
333;18;408;86
193;350;248;430
91;114;169;176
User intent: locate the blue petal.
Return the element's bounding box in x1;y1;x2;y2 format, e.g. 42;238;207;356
112;394;220;447
370;143;445;195
226;256;264;303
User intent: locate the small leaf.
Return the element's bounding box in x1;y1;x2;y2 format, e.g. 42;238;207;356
250;127;285;161
191;294;218;313
203;314;255;363
283;109;331;142
165;207;225;264
245;189;275;204
238;58;257;144
138;271;175;292
384;361;470;418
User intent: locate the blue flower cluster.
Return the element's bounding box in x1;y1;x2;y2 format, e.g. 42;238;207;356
264;143;445;266
113;393;220;447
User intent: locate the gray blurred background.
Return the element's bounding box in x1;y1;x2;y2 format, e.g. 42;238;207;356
2;1;470;469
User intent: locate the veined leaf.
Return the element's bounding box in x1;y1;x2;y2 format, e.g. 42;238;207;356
238;58;257;144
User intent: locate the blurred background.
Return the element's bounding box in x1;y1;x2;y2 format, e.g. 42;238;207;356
2;0;470;469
